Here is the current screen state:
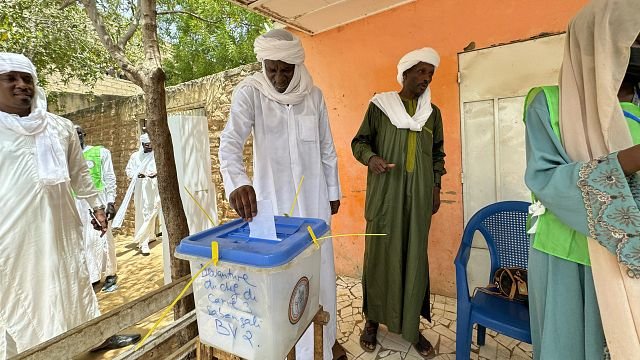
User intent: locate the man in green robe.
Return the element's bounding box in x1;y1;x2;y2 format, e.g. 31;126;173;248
351;47;446;358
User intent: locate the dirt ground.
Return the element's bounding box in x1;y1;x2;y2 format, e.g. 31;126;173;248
77;234;174;360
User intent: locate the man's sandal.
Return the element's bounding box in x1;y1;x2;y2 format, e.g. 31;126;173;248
414;332;436;359
332;341;348;360
359;320;378;353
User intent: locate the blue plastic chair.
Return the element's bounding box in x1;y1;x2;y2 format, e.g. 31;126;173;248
454;201;531;359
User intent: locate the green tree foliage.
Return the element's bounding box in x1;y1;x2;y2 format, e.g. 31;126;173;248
0;0;112;87
158;0;270;86
0;0;269;88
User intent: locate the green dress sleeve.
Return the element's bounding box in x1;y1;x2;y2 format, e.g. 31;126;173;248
524;92;590;235
431;106;446;186
351;103;380;166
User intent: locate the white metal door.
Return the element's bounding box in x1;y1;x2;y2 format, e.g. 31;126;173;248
458;34;565;293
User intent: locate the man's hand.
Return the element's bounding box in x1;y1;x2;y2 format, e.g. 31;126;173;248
91;208;108;235
330;200;340;215
106;202;117;221
368;155;396;175
432;186;441;215
229;185;257;221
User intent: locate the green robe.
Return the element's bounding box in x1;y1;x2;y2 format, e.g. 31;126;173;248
351;98;446;344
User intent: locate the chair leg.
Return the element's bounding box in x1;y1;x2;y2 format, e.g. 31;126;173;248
477;325;486;346
455;313;473;360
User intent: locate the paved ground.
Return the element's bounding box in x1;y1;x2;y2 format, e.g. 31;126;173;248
334;276;533;360
81;235;533;359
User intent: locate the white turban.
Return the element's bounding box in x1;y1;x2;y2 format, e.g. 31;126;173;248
370;47;440;131
396;47;440;85
0;53;38;85
254;29;305;65
140;133;150;143
235;29;314;105
0;52;70;185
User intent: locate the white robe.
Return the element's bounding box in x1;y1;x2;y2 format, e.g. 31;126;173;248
0;114;101;358
219;84;341;360
125;150;161;247
75;145;117;283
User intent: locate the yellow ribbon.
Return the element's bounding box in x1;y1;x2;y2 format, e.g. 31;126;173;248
285;176;304;217
135;257;214;350
211;241;219;267
184;186;217;226
307;226;320;249
136;241;218;350
306;227;387;249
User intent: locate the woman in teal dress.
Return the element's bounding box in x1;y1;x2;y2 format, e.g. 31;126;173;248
524;0;640;358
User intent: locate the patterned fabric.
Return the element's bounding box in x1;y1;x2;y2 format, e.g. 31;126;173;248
578;153;640;277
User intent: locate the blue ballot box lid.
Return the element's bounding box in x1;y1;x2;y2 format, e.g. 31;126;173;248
176;216;329;267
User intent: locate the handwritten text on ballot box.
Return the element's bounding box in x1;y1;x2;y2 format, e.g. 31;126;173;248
177;216;328;360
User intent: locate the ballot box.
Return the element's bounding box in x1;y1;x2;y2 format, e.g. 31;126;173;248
175;216;329;360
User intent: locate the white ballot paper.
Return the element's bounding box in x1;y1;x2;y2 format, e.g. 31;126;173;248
249;199;279;240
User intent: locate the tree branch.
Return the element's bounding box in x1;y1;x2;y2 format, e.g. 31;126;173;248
140;0;162;70
78;0;143;86
117;0;141;49
157;10;218;25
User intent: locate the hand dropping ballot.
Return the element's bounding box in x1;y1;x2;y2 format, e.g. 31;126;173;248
249;200;278;240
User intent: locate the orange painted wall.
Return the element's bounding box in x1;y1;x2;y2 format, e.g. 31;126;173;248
295;0;587;297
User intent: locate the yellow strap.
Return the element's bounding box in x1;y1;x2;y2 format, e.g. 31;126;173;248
136;240;219;350
135;258;214;350
184;186;217;226
307;226;320;249
211;241;219;267
285;176;305;217
317;233;387;240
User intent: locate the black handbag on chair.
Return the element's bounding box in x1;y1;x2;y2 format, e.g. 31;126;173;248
475;267;528;303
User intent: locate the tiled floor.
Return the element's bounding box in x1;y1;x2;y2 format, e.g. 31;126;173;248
335;276;533;360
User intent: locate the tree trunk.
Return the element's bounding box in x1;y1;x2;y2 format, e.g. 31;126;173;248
142;69;195;320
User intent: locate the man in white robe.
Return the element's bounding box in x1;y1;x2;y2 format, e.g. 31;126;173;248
74;125;119;291
0;53;138;358
219;29;344;360
125;134;161;255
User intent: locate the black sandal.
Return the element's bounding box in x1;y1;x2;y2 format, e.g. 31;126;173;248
359;320;378;353
332;341;348;360
414;332;435;359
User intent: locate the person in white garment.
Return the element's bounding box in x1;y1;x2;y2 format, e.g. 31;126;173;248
124;133;161;256
0;53;139;358
219;29;345;360
74;125;119;292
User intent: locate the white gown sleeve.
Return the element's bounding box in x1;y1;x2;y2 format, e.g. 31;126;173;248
125;153;138;179
318;93;341;201
219;86;255;199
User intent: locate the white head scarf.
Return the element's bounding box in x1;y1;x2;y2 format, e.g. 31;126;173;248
235;29;314;105
557;1;640;357
371;47;440;131
0;53;69;185
137;133;154;162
